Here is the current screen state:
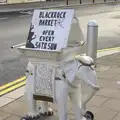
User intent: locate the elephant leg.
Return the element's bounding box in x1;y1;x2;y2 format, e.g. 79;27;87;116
55;80;69;120
24;62;39;116
39;101;53;116
27;92;38;116
69;87;84;120
21;91;41;120
21;76;40;119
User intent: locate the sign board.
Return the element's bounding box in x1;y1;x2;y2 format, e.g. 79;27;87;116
26;9;74;52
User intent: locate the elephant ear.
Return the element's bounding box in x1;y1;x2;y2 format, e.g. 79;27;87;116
75;55;94;66
63;60;77;83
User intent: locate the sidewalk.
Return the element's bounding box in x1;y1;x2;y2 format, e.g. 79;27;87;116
0;52;120;120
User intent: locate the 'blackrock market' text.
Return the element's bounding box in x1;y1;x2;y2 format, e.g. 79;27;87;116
39;11;66;26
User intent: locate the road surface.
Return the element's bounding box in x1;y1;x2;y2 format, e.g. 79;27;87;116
0;4;120;86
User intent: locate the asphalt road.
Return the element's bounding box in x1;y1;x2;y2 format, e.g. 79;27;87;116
0;13;31;86
0;4;120;86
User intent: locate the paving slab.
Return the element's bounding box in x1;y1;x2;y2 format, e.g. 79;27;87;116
0;110;11;120
0;96;14;107
17;95;27;103
87;95;108;107
0;100;28;116
113;113;120;120
5;115;21;120
96;88;120;98
88;106;118;120
102;99;120;112
112;74;120;82
97;79;120;89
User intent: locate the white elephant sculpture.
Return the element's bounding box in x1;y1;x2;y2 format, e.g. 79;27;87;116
21;54;99;120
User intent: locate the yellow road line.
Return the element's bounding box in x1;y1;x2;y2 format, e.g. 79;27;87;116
0;76;26;91
0;81;26;96
97;47;120;53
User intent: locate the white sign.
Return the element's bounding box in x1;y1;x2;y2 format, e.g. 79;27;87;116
26;9;74;51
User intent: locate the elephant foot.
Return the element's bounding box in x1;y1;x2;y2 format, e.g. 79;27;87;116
40;107;54;116
20;113;41;120
84;111;94;120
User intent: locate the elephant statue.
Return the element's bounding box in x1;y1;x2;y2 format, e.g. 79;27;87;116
21;17;99;120
21;54;99;120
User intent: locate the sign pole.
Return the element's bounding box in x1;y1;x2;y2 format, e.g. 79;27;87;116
65;0;68;5
86;20;98;66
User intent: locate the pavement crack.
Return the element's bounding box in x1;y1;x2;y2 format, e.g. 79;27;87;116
112;112;119;120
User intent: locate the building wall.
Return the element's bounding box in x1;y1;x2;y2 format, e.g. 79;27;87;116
7;0;26;3
7;0;45;4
